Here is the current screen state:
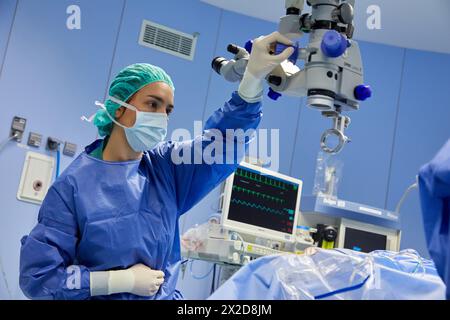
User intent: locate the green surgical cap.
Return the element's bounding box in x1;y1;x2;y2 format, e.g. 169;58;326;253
93;63;175;137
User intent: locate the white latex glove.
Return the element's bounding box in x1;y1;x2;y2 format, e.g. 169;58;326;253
238;31;295;103
90;263;165;297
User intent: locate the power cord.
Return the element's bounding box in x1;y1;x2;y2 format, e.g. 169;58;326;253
395;176;419;215
210;264;217;295
0;255;12;299
0;133;18;153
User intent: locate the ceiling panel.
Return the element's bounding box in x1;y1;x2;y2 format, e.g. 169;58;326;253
201;0;450;54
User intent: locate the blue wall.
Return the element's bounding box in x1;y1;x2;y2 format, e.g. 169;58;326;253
0;0;449;300
385;50;450;257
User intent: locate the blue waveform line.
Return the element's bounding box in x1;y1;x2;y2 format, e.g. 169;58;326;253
231;198;287;215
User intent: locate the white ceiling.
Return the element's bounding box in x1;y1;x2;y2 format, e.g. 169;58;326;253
201;0;450;54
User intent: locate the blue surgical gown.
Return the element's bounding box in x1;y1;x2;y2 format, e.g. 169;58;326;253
418;139;450;299
19;92;262;300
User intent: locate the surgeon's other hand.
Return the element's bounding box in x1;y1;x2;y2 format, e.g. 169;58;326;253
126;263;165;297
238;31;294;103
90;263;165;297
246;31;294;80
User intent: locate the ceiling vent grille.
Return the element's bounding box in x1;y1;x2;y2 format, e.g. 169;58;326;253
139;20;198;61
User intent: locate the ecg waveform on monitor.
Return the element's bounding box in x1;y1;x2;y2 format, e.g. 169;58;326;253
232;185;285;204
235;168;297;191
230;198;295;219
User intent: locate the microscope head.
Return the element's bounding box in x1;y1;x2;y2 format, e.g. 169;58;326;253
210;0;371;154
307;0;370;112
271;0;372;153
275;0;370;111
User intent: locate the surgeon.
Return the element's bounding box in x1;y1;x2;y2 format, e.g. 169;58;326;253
418;139;450;300
19;32;294;300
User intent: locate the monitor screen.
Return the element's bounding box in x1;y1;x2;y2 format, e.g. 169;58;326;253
226;166;300;235
343;227;387;253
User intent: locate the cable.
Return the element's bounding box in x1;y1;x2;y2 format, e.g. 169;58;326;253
0;133;18;152
55;148;61;179
394;249;426;276
216;265;222;289
395;177;419;215
180;259;189;279
210;192;225;213
189;260;214;280
0;255;12;299
210;264;217;295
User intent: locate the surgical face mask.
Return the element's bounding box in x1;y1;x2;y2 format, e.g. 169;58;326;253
95;96;168;153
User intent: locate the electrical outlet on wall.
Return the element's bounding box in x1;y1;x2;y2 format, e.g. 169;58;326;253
17;151;55;205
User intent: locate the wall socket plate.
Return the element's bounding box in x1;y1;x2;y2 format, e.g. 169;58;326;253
17;151;55;204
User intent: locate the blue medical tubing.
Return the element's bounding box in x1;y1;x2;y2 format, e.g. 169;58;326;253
189;260;214;280
314;275;371;300
55;149;60;179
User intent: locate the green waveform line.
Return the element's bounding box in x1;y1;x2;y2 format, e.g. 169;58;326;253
231;198;291;216
236;168;289;190
232;185;285;203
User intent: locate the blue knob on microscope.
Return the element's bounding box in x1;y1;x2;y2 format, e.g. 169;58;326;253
268;88;282;101
245;40;253;53
275;42;299;64
354;85;372;101
321;30;348;58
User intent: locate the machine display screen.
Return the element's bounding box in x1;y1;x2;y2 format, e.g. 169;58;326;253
343;227;387;253
227;166;299;235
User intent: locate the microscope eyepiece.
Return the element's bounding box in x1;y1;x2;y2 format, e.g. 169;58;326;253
227;44;240;55
286;7;300;15
211;57;227;74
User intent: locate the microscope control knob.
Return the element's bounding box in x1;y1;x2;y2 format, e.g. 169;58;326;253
354;85;372;101
321;30;348;58
244;40;253;54
268;88;282;101
334;3;354;25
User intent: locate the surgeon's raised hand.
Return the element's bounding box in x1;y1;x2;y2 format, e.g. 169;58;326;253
90;263;165;297
238;31;294;103
247;31;294;80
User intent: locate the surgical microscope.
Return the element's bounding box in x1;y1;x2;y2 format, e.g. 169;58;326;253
212;0;371;154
